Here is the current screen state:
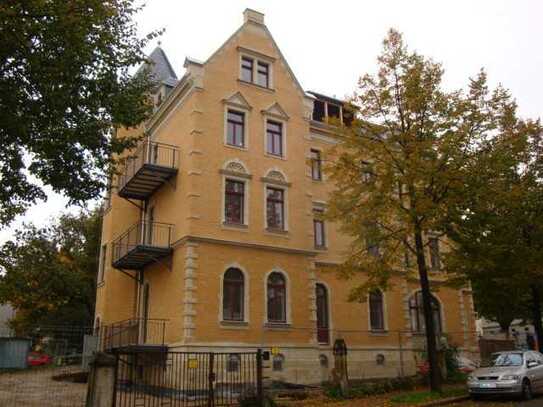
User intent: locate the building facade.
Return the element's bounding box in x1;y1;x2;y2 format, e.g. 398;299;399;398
95;9;478;383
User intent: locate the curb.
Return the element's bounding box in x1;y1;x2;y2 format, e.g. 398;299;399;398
419;395;470;407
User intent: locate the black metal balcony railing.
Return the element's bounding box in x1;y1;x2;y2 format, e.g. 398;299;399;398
112;221;173;270
118;139;179;200
100;318;167;352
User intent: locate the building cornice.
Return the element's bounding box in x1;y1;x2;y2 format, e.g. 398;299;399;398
171;235;318;256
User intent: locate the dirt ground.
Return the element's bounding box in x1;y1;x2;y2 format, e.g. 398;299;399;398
0;365;87;406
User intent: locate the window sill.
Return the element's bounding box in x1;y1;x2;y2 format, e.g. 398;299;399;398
224;143;248;152
264;153;286;161
238;79;275;93
222;222;249;230
314;245;328;251
369;330;389;336
264;322;291;330
265;228;289;237
220;320;249;329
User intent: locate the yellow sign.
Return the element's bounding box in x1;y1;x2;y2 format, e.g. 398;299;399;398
271;347;280;356
188;358;198;369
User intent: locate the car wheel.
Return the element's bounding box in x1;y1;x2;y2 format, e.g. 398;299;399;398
522;379;533;400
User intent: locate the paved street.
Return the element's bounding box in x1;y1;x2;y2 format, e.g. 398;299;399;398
448;395;543;407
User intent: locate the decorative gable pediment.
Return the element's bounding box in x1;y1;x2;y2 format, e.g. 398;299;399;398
261;102;289;121
219;159;252;179
223;91;252;111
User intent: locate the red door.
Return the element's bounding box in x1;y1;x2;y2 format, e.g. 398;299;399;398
316;284;330;344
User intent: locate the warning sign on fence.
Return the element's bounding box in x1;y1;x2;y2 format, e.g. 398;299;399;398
188;358;198;369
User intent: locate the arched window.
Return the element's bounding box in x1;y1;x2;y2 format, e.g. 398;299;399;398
409;291;442;333
369;290;385;331
223;268;244;321
267;272;287;323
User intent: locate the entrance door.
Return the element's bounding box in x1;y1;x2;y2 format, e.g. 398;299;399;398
316;284;330;344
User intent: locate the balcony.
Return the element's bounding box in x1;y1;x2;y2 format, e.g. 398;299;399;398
100;318;167;352
118;139;179;200
112;221;173;270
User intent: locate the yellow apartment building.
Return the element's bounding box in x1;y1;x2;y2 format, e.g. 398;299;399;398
95;9;478;384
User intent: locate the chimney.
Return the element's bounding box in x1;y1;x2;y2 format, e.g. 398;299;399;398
243;8;265;25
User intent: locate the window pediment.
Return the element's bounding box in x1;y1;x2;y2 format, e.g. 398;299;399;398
261;102;289;121
220;160;252;179
223;91;252;111
261;169;291;187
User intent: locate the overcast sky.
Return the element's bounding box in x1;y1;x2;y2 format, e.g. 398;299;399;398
1;0;541;243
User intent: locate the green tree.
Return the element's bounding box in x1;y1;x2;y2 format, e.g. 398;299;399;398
0;209;101;332
0;0;160;226
326;29;522;391
445;121;543;346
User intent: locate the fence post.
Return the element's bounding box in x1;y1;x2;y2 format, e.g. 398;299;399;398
85;352;117;407
256;349;264;406
398;331;405;377
208;353;215;407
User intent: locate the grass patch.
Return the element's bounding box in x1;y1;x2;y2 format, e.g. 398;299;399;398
390;387;466;404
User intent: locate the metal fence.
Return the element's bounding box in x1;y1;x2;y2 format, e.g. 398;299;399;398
0;325;91;407
114;349;263;407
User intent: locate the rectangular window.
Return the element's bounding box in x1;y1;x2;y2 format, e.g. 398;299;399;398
226;110;245;147
366;223;380;257
266;120;283;157
311;149;322;180
257;61;269;88
429;237;441;270
98;244;107;284
314;218;325;248
266;187;284;230
225;180;245;224
369;291;385;331
241;57;253;82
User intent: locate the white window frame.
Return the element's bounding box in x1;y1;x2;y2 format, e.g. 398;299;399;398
222;175;250;227
224;106;249;151
263;183;288;232
97;243;107;285
218;264;250;325
367;289;388;332
315;281;333;344
239;52;274;89
264;117;287;159
310;148;324;181
264;269;291;325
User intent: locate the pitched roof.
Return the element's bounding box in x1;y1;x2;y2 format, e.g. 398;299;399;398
137;46;178;87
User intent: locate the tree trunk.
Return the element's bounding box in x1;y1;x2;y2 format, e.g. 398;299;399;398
413;224;441;392
531;286;543;352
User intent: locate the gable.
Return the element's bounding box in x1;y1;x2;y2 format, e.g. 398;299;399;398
205;11;306;100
